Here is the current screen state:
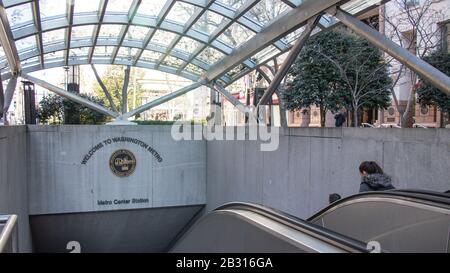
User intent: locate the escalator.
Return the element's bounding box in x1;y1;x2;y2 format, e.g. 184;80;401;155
171;203;369;253
171;190;450;253
308;190;450;252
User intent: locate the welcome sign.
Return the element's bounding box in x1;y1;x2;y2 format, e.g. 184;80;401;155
27;126;206;215
81;136;163;165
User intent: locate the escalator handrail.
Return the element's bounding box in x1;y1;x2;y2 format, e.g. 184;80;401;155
215;202;369;253
308;190;450;222
391;189;450;199
0;215;18;253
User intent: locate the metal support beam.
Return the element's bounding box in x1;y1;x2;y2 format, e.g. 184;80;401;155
333;8;450;96
64;0;75;66
0;74;4;116
0;3;20;74
122;66;131;114
281;0;297;8
257;15;321;108
31;0;44;68
90;64;118;113
2;75;17;116
208;0;260;44
88;0;109;63
133;0;175;65
111;0;142;63
177;0;262;74
256;67;288;127
205;0;345;81
211;83;248;113
121;80;205;119
156;0;215;69
22;73;119;118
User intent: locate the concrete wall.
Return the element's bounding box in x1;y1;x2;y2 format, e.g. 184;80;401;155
206;128;450;219
27;125;206;215
0;126;32;252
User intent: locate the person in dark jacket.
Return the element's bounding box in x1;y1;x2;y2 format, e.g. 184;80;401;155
334;111;346;127
359;161;395;192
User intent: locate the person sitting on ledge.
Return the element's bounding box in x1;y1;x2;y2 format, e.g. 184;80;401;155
359;161;395;192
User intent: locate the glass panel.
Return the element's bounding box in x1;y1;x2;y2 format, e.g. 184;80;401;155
141;50;162;62
0;46;5;58
185;63;204;75
44;50;64;61
245;0;291;26
284;25;306;45
165;1;195;25
71;25;95;40
136;0;167;17
93;46;115;56
226;64;246;78
42;29;66;44
216;0;243;9
74;0;101;14
16;35;37;51
252;44;280;64
6;3;33;27
151;30;176;45
192;10;226;35
126;26;150;41
174;37;200;54
40;0;67;20
106;0;133;13
218;22;255;47
69;47;90;58
22;56;39;66
197;47;225;64
162;56;184;67
98;24;122;38
342;0;382;14
117;47;138;57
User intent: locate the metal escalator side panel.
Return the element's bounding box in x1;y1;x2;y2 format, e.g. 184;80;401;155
309;197;450;253
214;202;369;251
308;191;450;223
170;209;364;253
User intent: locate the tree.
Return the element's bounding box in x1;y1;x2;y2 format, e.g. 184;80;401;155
38;93;109;125
93;66;144;113
283;31;348;127
417;50;450;127
382;0;446;127
284;29;392;127
319;33;393;126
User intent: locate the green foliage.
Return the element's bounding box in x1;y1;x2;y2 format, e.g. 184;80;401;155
417;50;450;114
93;66;144;111
284;30;349;114
284;29;392;126
38;93;110;125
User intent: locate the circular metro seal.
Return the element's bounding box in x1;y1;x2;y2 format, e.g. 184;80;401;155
109;149;137;177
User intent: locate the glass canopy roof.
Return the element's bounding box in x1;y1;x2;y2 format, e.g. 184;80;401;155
0;0;383;86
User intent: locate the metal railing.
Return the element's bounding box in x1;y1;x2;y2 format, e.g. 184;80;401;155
0;215;18;253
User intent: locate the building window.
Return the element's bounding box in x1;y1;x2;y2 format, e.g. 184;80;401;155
439;20;450;52
405;0;420;9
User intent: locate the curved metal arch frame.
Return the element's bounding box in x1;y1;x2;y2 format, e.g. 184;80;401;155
5;58;204;82
3;0;448;126
1;0;293;83
4;21;254;84
8;21;235;72
6;39;211;72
